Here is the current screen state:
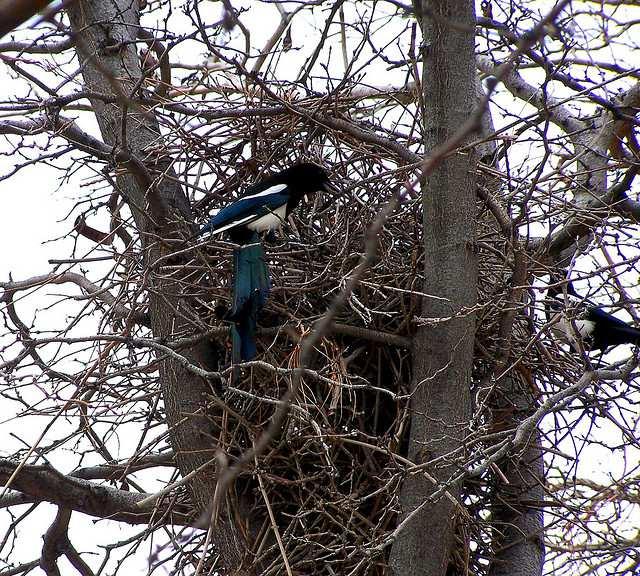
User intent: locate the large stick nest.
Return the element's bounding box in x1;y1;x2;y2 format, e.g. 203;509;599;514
148;122;553;573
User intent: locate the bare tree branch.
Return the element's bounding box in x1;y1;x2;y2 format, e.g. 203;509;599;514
0;459;192;525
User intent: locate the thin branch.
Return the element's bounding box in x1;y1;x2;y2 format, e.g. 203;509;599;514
546;166;640;257
0;272;150;327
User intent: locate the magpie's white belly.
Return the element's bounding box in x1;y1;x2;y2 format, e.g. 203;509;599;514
247;205;287;232
552;316;595;345
573;318;596;338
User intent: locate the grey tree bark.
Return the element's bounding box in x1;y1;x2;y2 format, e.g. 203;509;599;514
66;2;251;572
390;1;478;575
474;79;546;576
488;377;545;576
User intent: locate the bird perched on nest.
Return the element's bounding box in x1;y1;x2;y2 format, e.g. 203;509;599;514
200;163;335;362
546;280;640;352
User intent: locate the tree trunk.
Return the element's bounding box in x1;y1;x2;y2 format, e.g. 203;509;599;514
475;82;546;576
390;1;477;575
489;386;545;576
66;2;251;572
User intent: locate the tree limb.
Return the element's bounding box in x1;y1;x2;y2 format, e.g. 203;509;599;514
0;459;192;525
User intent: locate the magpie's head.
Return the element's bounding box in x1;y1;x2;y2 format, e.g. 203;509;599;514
280;162;336;197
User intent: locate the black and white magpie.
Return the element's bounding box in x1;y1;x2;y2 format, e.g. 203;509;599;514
200;163;334;362
546;280;640;352
200;163;333;240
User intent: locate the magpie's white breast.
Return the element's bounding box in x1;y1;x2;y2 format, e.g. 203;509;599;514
246;204;287;232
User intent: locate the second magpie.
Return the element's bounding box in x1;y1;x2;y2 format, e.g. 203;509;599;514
546;280;640;352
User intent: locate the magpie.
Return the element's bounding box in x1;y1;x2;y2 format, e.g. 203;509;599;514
546;280;640;352
200;163;334;362
200;163;333;240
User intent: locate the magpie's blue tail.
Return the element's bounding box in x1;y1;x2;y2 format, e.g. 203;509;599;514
227;233;270;362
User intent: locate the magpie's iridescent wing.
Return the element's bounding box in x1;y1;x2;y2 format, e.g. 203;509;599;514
200;184;289;235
